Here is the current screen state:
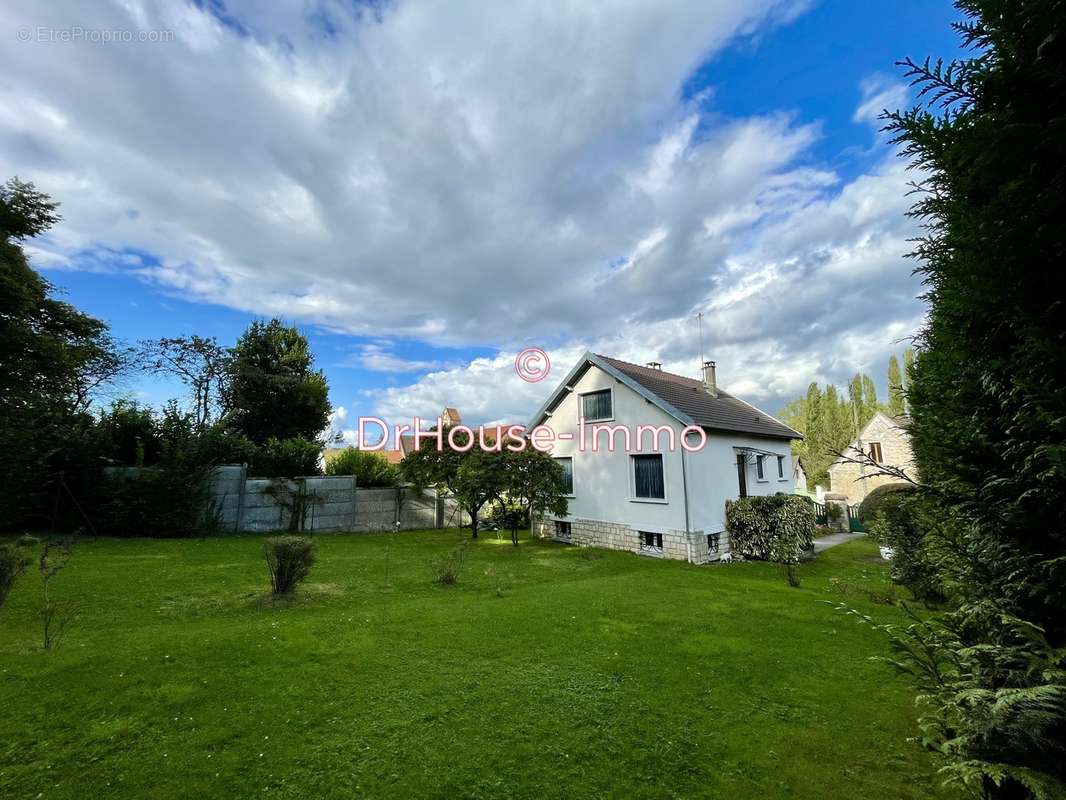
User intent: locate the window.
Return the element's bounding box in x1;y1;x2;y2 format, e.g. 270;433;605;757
554;520;572;540
777;455;785;479
632;454;665;500
756;455;766;480
707;532;720;553
640;531;663;553
555;457;574;495
581;389;612;421
868;442;883;463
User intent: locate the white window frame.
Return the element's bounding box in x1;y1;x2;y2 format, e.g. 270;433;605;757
777;454;787;481
578;386;615;424
555;456;575;497
630;452;668;504
755;454;768;482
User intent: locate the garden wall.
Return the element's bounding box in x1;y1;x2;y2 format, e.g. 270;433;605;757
205;465;466;533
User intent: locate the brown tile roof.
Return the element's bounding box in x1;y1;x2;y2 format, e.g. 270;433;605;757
595;354;801;441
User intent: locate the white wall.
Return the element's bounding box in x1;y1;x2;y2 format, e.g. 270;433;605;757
541;364;688;535
537;363;796;538
686;434;795;534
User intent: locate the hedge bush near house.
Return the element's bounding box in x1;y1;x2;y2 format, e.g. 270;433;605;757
857;483;916;523
725;493;815;562
866;493;946;605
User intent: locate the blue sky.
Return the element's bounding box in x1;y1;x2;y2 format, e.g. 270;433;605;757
2;0;963;439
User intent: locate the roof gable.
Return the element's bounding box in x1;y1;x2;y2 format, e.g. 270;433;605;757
528;352;801;441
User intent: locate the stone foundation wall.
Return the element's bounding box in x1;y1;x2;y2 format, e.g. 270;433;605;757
533;516;730;564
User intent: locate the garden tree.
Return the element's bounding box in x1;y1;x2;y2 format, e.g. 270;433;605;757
139;335;231;429
499;447;569;545
0;178;128;529
861;373;879;418
224;318;331;445
875;2;1066;796
887;355;905;416
402;429;506;539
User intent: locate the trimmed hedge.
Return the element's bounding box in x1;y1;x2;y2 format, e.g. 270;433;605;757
725;493;815;562
858;483;917;522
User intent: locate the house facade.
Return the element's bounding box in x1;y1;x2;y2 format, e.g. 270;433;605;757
827;411;917;504
528;353;801;563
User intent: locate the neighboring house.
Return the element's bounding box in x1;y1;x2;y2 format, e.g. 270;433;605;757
528;352;802;563
827;411;917;504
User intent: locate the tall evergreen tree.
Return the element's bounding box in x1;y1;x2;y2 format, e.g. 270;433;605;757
887;355;905;416
861;373;879;421
881;2;1066;795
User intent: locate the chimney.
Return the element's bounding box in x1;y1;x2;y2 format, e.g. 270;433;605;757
702;360;717;397
646;361;662;370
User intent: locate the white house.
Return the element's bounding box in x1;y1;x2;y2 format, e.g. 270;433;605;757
527;353;802;563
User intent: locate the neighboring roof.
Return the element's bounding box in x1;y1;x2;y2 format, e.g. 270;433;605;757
529;351;801;441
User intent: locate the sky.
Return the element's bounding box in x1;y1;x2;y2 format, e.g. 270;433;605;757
1;0;965;444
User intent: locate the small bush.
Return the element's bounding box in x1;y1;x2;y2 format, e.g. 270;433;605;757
324;448;400;486
253;437;323;478
15;534;40;548
725;493;815;563
433;545;466;586
264;536;316;596
0;544;30;609
858;483;917;522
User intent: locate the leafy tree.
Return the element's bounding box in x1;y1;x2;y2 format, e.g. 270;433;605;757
875;2;1066;796
0;178;127;529
887;355;905;416
499;447;569;545
140;335;231;429
402;429;506;539
224;318;330;445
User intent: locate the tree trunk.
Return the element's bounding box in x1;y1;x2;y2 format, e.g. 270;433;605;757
511;527;518;546
470;509;479;539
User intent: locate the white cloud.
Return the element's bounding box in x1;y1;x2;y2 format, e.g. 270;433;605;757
854;74;908;125
350;343;454;373
1;2;925;423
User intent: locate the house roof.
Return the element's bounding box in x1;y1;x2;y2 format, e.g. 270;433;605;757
529;351;801;441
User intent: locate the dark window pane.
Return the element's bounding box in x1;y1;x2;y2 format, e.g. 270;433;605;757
582;390;612;421
555;457;574;494
777;455;784;478
756;455;765;479
633;454;665;499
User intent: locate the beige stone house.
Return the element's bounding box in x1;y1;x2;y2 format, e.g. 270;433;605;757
828;412;917;503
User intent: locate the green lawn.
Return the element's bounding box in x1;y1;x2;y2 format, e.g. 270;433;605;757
0;530;947;799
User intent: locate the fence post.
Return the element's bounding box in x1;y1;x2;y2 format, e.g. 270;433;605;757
235;463;247;533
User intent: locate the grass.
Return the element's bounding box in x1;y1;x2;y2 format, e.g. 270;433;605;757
0;530;948;799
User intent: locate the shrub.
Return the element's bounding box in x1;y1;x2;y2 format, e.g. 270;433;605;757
253;437;323;478
264;536;316;595
866;494;946;605
858;483;917;523
0;543;30;609
725;493;815;562
324;448;400;486
432;544;466;586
